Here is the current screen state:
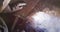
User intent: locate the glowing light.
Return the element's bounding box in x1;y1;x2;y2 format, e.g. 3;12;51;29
32;12;50;24
31;11;60;32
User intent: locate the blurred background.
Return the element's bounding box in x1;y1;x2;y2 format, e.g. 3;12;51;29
0;0;60;32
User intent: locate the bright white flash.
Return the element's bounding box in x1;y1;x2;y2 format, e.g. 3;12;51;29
32;12;50;24
31;12;60;32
